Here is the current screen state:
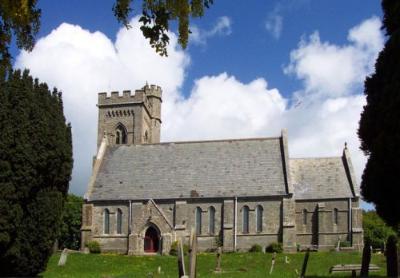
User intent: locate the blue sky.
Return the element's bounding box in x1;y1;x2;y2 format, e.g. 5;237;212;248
13;1;384;209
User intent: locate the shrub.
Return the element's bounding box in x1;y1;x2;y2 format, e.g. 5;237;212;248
86;241;101;253
169;241;188;256
249;244;262;252
58;194;84;250
215;235;223;247
265;242;283;253
363;210;396;249
339;240;351;248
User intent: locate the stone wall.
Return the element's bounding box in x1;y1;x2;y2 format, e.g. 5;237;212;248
97;85;162;148
82;197;362;254
295;198;362;250
83;197;292;254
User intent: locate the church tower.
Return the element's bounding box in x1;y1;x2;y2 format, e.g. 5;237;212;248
97;84;162;148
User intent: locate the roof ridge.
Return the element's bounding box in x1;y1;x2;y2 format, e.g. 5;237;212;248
109;136;281;148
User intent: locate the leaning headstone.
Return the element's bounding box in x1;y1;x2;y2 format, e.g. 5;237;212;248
189;229;198;278
300;249;310;278
386;235;399;277
285;256;290;264
336;239;341;252
214;247;222;272
177;239;186;278
360;240;371;277
58;248;68;266
269;252;276;274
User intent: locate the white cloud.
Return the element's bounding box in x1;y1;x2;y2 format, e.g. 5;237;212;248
15;15;383;206
284;17;383;99
190;16;232;45
265;14;283;39
15;18;189;194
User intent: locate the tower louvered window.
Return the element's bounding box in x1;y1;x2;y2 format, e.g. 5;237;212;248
116;124;127;144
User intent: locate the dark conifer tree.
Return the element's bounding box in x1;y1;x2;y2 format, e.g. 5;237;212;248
358;0;400;231
0;70;73;276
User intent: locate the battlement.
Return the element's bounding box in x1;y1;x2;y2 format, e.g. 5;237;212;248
98;84;162;106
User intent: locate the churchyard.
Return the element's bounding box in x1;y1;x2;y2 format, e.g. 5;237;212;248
42;251;387;277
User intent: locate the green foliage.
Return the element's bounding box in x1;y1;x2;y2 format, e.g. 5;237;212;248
339;241;351;248
0;0;41;77
358;0;400;229
114;0;214;56
86;241;101;254
265;242;283;253
363;210;396;249
0;1;214;72
249;244;262;253
169;240;188;256
215;234;223;247
0;70;73;276
58;194;83;250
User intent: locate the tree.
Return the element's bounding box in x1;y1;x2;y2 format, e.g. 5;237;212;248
358;0;400;231
363;210;396;249
0;0;40;77
0;69;73;276
58;194;83;250
0;0;213;75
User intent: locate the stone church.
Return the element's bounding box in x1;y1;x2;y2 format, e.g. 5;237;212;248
81;84;363;255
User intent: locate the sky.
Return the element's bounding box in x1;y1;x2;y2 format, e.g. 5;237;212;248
12;0;384;209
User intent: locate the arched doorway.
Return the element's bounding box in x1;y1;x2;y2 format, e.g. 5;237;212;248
144;226;160;253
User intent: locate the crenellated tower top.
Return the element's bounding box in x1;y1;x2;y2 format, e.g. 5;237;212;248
96;84;162;149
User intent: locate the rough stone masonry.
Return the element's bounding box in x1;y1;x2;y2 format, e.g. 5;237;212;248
81;84;363;255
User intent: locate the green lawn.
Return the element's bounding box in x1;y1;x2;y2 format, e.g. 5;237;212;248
42;251;387;277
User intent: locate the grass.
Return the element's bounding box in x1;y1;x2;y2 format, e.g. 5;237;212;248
42;251;387;277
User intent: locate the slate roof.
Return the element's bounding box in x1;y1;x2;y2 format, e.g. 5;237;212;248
89;138;289;201
290;157;357;200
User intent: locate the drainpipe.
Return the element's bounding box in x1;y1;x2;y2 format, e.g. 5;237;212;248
234;196;237;251
348;198;352;245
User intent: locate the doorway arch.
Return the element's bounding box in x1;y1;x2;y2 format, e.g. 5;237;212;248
144;226;160;253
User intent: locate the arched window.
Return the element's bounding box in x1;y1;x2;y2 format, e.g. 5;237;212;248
256;205;263;233
333;208;339;225
104;209;110;234
195;207;202;235
117;209;122;234
209;206;215;235
303;209;307;225
242;206;249;234
115;124;127;144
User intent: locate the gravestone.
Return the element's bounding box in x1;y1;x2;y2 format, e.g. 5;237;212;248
189;229;198;278
269;252;276;274
300;249;310;278
360;240;371;277
177;238;186;278
58;248;68;266
214;247;222;272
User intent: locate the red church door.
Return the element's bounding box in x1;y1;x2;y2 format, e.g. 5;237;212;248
144;226;160;253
